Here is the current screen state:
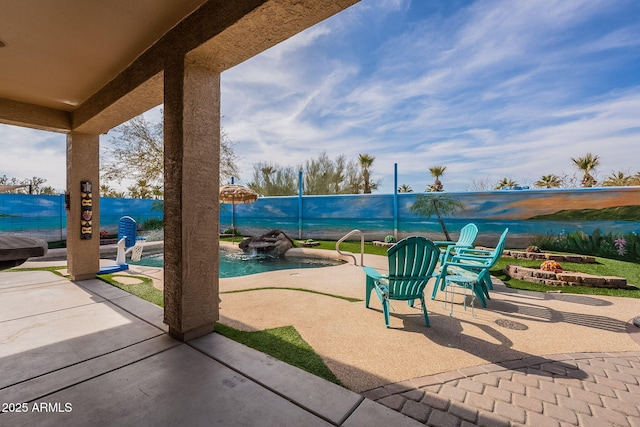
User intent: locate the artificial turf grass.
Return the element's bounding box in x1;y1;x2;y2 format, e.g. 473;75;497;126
324;241;640;298
220;235;390;257
97;273;165;307
8;265;68;275
300;240;390;256
214;322;343;386
306;241;640;297
493;255;640;298
8;266;166;306
95;275;350;385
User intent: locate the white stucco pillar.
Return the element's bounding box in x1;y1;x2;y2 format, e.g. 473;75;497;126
66;132;100;281
163;55;220;341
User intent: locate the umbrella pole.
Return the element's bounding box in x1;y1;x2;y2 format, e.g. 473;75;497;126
231;195;235;243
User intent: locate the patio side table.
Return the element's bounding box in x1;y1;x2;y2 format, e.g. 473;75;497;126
443;275;477;317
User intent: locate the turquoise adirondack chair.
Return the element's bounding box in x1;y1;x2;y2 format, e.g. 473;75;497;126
432;228;509;307
433;223;478;263
363;236;440;328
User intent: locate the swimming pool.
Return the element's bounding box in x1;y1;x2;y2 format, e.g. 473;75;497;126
130;249;345;278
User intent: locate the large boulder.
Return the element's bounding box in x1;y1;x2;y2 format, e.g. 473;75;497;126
239;229;294;257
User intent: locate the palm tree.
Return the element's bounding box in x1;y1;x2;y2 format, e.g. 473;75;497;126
100;184;112;196
602;171;631;187
631;172;640;186
495;177;518;190
260;165;275;195
410;193;465;241
428;165;446;192
128;178;152;199
534;174;562;189
397;184;413;193
151;185;164;199
358;154;375;194
571;153;600;187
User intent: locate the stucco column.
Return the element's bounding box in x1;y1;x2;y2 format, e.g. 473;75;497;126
66;132;100;281
163;56;220;341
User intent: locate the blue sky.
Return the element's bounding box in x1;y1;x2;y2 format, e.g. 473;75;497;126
2;0;640;193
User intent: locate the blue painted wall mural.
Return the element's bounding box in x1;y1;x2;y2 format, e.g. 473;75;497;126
224;188;640;247
0;194;160;242
1;187;639;249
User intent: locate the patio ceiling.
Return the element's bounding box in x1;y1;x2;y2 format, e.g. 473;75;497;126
0;0;358;134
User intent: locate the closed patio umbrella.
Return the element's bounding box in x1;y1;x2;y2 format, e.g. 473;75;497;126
219;184;258;239
219;184;259;205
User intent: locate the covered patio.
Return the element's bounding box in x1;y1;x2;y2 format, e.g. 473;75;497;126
0;0;359;342
1;268;414;426
0;1;418;425
3;2;640;425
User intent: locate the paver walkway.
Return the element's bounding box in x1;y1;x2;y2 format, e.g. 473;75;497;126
365;352;640;426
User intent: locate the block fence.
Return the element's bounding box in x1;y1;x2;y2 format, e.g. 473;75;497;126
1;187;639;249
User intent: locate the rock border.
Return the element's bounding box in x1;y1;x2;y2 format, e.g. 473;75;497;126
504;264;634;289
372;241;395;248
502;250;596;264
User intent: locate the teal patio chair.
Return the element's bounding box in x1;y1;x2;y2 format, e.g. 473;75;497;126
432;228;509;307
363;236;440;328
433;223;478;264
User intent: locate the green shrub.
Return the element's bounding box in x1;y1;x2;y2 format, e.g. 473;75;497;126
384;235;396;243
531;229;640;263
141;217;163;230
223;227;238;235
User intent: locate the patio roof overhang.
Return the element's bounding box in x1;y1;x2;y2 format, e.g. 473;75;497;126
1;0;360;341
0;0;358;134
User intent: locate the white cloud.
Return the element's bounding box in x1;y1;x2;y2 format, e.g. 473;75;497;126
0;125;67;191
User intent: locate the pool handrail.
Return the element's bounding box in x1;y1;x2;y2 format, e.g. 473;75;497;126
336;229;364;266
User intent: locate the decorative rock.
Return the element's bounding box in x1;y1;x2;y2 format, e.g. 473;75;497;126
297;240;320;247
556;273;579;282
373;241;395;248
239;229;294;257
539;271;557;280
504;265;630;289
580;275;606;287
502;250;596;264
604;277;628;287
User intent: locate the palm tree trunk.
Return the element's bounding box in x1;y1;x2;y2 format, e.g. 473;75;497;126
363;170;371;194
432;200;451;240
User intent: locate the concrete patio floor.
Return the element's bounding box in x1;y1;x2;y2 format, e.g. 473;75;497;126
0;268;418;427
2;245;640;426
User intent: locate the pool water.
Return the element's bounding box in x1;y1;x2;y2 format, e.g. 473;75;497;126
130;249;344;278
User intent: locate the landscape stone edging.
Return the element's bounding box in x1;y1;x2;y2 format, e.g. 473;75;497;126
501;250;596;264
504;264;632;289
372;241;395;248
